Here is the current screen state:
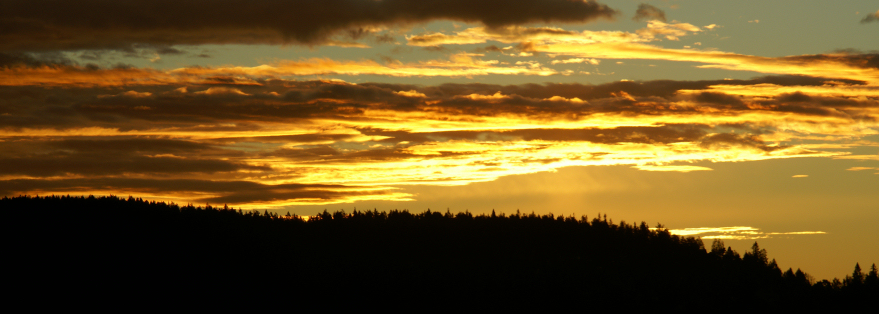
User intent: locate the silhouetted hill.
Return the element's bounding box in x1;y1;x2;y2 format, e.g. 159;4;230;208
4;195;876;309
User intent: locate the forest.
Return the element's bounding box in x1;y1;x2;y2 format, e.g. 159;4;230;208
4;194;876;309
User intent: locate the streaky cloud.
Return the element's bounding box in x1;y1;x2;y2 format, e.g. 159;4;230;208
632;165;713;172
663;226;827;240
0;77;876;206
0;0;618;51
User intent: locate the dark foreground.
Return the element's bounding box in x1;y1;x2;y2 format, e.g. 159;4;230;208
4;195;876;309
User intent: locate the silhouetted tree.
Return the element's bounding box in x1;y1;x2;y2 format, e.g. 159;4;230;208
845;263;864;287
3;194;876;309
710;239;725;257
866;264;879;287
743;241;769;267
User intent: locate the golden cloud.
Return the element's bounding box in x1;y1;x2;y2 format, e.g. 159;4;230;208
0;53;558;87
1;76;877;207
662;226;827;240
533;43;879;84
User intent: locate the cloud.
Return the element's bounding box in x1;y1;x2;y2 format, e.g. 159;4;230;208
0;53;559;87
632;165;712;172
0;0;618;51
637;20;701;41
0;138;265;177
632;4;667;22
550;58;600;65
861;10;879;23
846;167;877;171
405;25;651;47
401;26;879;84
662;226;826;240
1;77;875;207
530;43;879;84
0;52;75;68
0;178;410;207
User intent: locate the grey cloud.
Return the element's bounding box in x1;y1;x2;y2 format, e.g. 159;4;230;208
265;145;467;164
1;0;618;52
632;4;666;22
3;76;873;133
50;138;217;154
422;46;451;52
698;133;787;153
0;178;393;205
861;11;879;23
474;45;505;53
0;154;264;177
373;33;398;44
782;53;879;70
359;124;710;147
411;75;864;100
691;92;747;109
0;137;261;177
211;134;360;144
0;52;75;68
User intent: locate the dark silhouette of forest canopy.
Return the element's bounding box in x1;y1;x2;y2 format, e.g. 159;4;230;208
4;195;876;309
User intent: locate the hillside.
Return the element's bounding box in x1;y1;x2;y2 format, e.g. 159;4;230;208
4;195;876;309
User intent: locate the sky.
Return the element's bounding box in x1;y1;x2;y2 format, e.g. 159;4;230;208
1;0;877;280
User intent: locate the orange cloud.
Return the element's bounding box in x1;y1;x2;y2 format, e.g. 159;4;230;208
403;25;877;84
406;26;649;47
533;43;879;84
0;65;177;87
1;78;876;207
0;54;557;87
633;165;713;172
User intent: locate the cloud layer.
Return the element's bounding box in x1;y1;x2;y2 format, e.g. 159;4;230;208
1;0;617;51
2;3;877;209
2;71;876;207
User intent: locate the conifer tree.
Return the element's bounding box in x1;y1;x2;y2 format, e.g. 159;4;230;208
846;263;864;286
865;264;879;287
710;239;725;257
743;242;768;266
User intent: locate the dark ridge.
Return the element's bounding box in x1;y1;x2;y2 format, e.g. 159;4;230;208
4;195;876;309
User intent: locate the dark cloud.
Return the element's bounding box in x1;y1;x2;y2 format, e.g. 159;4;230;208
211;134;360;144
693;92;747;109
407;75;863;101
2;75;874;205
0;137;261;177
357;125;711;148
782;53;879;70
2;76;871;133
861;10;879;24
422;46;451;52
50;138;216;154
373;33;398;44
0;154;264;177
474;45;505;53
0;178;394;205
632;4;666;22
0;52;74;68
698;133;787;153
1;0;618;52
265;145;470;164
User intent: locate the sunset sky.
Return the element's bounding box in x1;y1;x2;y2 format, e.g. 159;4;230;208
2;0;877;280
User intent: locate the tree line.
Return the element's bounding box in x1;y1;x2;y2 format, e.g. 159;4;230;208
3;195;875;309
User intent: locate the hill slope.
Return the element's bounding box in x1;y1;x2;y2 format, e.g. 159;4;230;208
4;195;876;309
